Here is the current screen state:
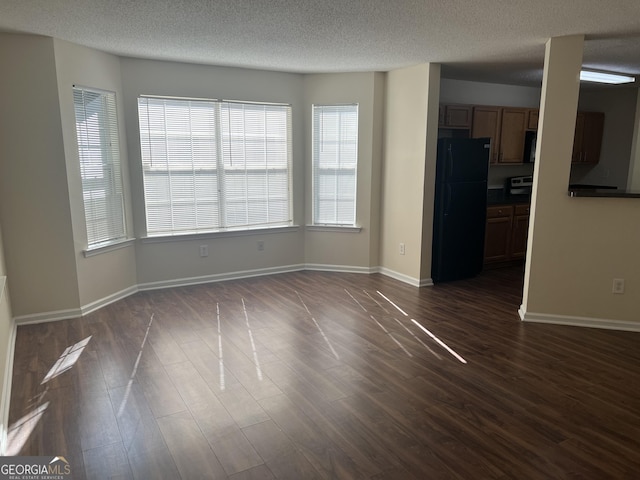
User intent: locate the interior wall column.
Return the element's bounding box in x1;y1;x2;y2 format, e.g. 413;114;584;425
520;35;584;317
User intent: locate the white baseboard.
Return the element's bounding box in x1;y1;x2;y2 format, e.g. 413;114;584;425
80;285;139;316
305;264;377;274
12;263;431;325
138;264;307;291
0;319;16;455
377;267;422;287
14;307;83;325
519;306;640;332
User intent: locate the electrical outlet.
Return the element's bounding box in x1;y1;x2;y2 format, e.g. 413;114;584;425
399;243;405;255
199;245;208;257
612;278;625;294
257;240;264;251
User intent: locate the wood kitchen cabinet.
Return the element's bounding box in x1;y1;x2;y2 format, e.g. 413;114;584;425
471;106;502;163
510;204;530;259
484;205;513;263
439;104;472;128
471;106;528;164
499;108;528;163
484;203;530;265
527;109;539;130
572;111;604;164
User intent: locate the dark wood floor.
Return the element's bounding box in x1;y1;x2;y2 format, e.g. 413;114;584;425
8;267;640;479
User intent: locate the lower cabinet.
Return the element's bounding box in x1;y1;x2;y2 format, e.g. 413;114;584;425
484;204;530;265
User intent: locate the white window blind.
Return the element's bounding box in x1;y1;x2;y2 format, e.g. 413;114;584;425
138;97;292;235
73;87;126;248
312;104;358;226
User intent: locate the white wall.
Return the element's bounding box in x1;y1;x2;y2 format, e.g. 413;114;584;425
380;64;437;285
302;72;384;269
53;39;138;308
440;78;542;107
571;86;638;189
0;34;80;317
120;59;307;286
522;35;640;327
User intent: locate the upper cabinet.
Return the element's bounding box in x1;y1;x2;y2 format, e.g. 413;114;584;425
471;106;530;164
448;103;603;166
498;108;528;164
527;109;539;130
572;111;605;165
439;104;472;128
470;106;502;163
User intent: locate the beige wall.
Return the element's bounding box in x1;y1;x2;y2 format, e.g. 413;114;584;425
380;64;435;284
53;39;138;308
302;72;385;269
522;35;640;326
572;87;638;189
419;65;441;282
440;78;541;108
120;59;306;285
0;34;80;316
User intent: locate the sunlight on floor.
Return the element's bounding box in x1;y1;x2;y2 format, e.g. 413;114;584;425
217;303;225;391
295;290;340;360
375;290;468;364
41;336;92;385
5;402;49;456
117;314;154;417
242;298;263;381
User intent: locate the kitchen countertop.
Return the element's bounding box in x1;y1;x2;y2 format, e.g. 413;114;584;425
487;189;530;205
568;189;640;198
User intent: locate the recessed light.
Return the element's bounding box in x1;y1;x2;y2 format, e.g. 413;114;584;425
580;69;635;85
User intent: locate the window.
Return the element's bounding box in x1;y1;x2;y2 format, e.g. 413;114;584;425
312;104;358;226
73;87;126;248
137;96;292;236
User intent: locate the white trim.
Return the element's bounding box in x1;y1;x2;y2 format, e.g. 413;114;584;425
0;319;16;456
304;264;374;274
419;277;435;287
305;225;362;233
83;238;135;257
14;308;82;325
10;264;432;325
377;267;422;287
519;306;640;332
138;264;306;291
80;285;139;316
141;225;300;244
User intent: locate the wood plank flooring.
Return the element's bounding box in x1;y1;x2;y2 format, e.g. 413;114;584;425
7;267;640;479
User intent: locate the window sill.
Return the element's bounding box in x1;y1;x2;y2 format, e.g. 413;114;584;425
141;225;300;244
306;225;362;233
83;238;136;258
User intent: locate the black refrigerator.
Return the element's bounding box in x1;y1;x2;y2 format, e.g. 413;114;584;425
432;137;490;283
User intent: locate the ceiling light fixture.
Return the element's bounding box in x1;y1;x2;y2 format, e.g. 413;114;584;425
580;69;635;85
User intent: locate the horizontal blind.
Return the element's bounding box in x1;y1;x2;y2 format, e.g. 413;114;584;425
138;96;292;235
312;104;358;225
73;87;126;247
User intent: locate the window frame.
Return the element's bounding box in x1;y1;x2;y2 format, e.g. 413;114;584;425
137;96;293;237
311;103;359;227
72;85;127;251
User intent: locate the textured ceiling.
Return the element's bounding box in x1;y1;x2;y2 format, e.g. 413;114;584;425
1;0;640;86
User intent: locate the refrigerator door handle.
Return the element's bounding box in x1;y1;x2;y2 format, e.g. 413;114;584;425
447;145;454;178
444;186;452;215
